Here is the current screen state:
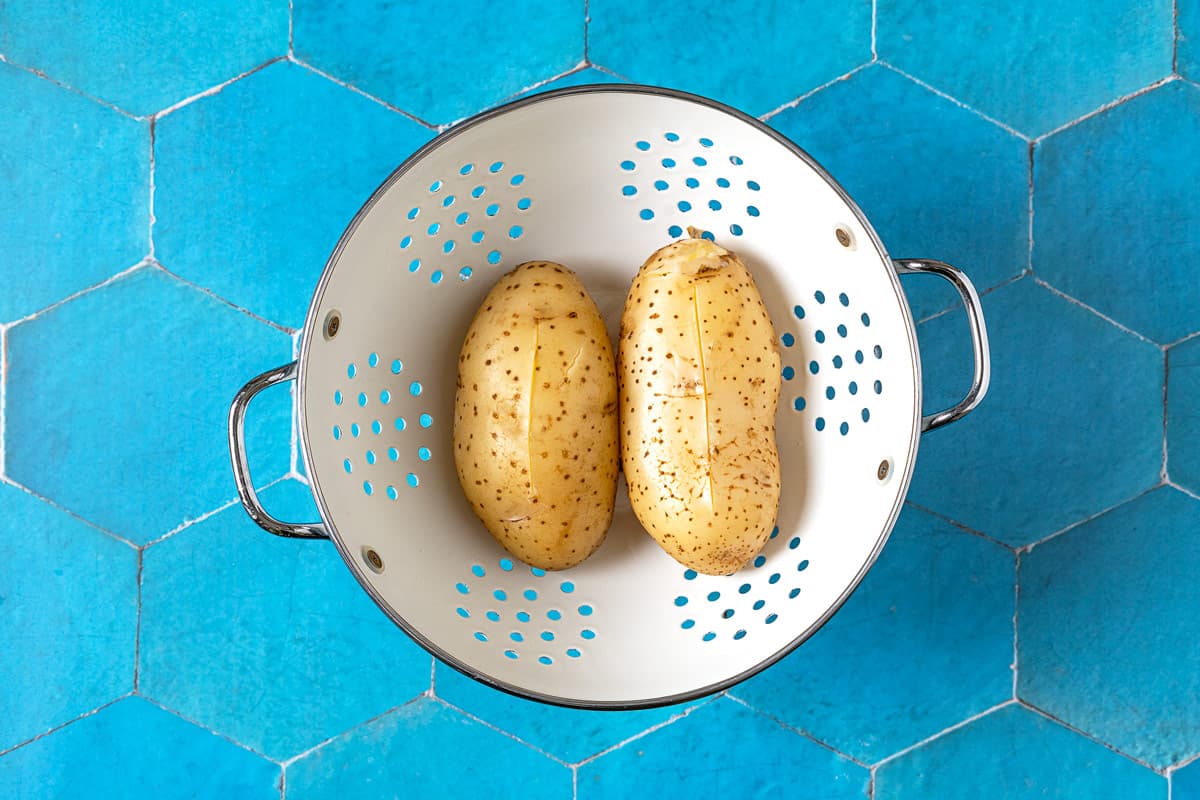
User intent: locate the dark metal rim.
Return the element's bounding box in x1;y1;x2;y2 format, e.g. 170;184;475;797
295;82;923;711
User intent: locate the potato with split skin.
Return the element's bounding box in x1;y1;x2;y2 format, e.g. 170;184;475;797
619;229;782;575
454;261;619;570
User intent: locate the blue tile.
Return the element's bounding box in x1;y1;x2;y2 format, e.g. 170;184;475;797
877;0;1173;137
285;697;570;799
1035;81;1200;344
0;485;137;750
155;61;432;329
578;697;868;799
733;506;1012;763
293;0;582;126
1176;759;1200;800
1019;487;1200;768
590;0;870;117
1183;2;1200;81
140;480;430;761
434;663;686;763
769;65;1028;320
6;268;292;544
876;704;1165;800
0;0;286;116
1170;336;1200;492
0;64;148;323
909;276;1162;547
0;696;279;799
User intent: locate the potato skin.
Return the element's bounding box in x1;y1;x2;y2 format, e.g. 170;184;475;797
619;234;782;575
453;262;619;570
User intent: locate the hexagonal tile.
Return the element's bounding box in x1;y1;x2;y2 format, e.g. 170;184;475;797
877;0;1173;137
767;65;1028;321
433;663;688;763
578;697;868;798
0;696;279;798
1181;1;1200;82
908;276;1162;547
732;505;1013;763
1176;758;1200;800
1019;487;1200;768
589;0;871;117
154;60;432;330
0;63;148;323
0;485;137;750
6;267;292;544
285;696;571;799
0;0;286;116
1170;336;1200;492
140;479;431;761
875;704;1165;799
1035;81;1200;345
293;0;582;126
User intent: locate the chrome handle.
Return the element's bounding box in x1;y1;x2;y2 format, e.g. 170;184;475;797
894;259;991;433
228;361;327;539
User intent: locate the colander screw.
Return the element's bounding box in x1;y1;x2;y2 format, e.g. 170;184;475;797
362;546;384;573
836;228;852;248
325;313;341;339
877;459;890;481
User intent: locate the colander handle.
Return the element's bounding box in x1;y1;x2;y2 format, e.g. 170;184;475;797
894;259;991;433
229;361;328;539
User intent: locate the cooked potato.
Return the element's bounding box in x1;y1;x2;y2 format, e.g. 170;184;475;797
453;261;619;570
619;231;782;575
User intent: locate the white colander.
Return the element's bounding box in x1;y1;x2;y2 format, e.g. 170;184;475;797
228;85;989;709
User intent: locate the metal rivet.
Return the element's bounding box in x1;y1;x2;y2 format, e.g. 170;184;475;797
836;228;852;247
324;310;341;340
362;546;384;573
877;459;891;481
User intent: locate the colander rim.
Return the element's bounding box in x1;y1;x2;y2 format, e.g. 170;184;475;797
295;81;923;710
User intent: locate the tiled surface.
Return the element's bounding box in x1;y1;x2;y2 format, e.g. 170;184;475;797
875;704;1167;800
2;2;1197;797
731;506;1013;763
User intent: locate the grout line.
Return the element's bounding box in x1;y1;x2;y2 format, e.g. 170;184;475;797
583;0;590;64
153;57;285;120
152;262;297;335
1034;75;1177;142
914;270;1027;325
5;260;148;328
573;696;717;767
1174;0;1181;75
133;548;144;692
285;469;310;486
725;693;872;768
278;764;286;800
1165;329;1200;349
434;697;573;768
878;61;1030;140
428;657;437;696
1172;749;1200;772
140;695;280;764
902;500;1016;552
868;766;876;798
870;0;878;60
507;62;590;103
291;331;301;478
1019;483;1160;555
291;59;438;131
588;63;631;81
144;474;291;549
572;764;579;800
1163;349;1171;482
0;694;133;758
759;62;872;122
872;699;1016;769
0;53;140;119
0;476;139;549
288;0;295;58
279;694;425;768
147;118;157;258
1026;141;1036;272
1166;479;1200;501
1017;699;1164;774
1012;551;1021;699
1033;277;1160;346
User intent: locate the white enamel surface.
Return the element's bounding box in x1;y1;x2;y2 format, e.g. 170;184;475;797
298;88;921;706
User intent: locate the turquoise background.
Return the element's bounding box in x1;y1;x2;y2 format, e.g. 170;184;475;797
2;1;1199;797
